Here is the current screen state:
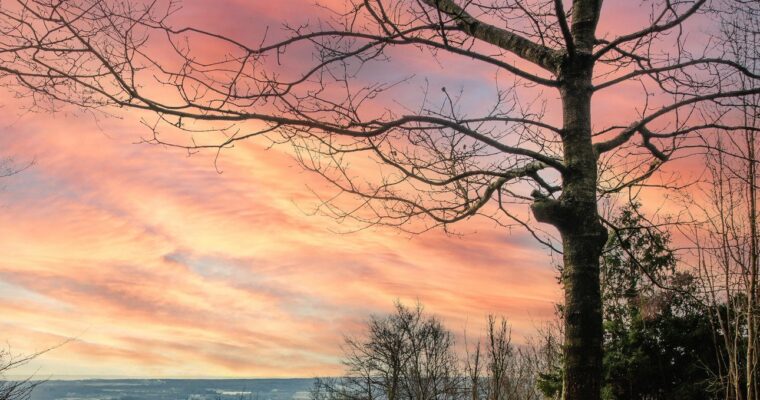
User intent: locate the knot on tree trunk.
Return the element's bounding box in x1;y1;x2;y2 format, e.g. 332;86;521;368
531;197;565;226
531;197;608;245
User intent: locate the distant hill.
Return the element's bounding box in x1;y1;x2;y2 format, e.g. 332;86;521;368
30;378;315;400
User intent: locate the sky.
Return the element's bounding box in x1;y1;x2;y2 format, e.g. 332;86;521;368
0;102;559;378
0;0;710;378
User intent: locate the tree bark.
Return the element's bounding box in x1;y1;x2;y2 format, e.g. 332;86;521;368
745;90;758;400
532;52;606;400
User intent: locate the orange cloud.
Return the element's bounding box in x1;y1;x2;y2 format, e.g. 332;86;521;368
0;104;559;375
0;0;712;378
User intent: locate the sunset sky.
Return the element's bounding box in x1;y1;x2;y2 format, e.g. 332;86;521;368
0;0;710;378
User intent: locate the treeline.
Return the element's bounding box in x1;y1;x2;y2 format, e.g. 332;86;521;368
311;302;559;400
312;201;758;400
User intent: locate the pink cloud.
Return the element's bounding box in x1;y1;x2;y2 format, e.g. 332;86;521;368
0;0;719;378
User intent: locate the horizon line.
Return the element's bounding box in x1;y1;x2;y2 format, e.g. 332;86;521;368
9;375;322;381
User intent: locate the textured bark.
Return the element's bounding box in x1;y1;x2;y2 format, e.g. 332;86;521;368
530;2;605;398
418;0;562;71
533;61;607;400
746;104;758;400
532;51;606;400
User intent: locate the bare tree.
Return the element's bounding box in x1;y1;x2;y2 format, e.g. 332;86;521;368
480;315;544;400
329;303;552;400
317;302;460;400
463;332;483;400
484;316;510;400
676;3;760;399
687;130;759;399
1;1;759;398
0;346;46;400
726;6;760;399
692;108;759;398
526;321;563;400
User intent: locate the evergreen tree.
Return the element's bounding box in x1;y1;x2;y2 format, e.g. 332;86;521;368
540;203;722;399
601;203;719;399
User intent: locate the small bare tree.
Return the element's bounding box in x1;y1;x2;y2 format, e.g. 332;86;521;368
677;2;760;399
327;302;460;400
493;317;559;400
0;346;46;400
1;1;759;398
465;315;559;400
327;304;555;400
1;155;39;399
689;92;760;400
484;316;510;400
463;333;482;400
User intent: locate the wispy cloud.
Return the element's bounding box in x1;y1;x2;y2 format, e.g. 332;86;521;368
0;0;671;378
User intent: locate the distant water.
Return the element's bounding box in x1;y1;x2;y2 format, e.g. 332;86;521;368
30;379;315;400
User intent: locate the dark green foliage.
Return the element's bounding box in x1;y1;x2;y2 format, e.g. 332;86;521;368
538;203;723;399
535;368;562;399
601;274;717;399
600;203;718;399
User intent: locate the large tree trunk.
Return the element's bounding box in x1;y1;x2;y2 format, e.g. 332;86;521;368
532;52;606;400
559;227;605;400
